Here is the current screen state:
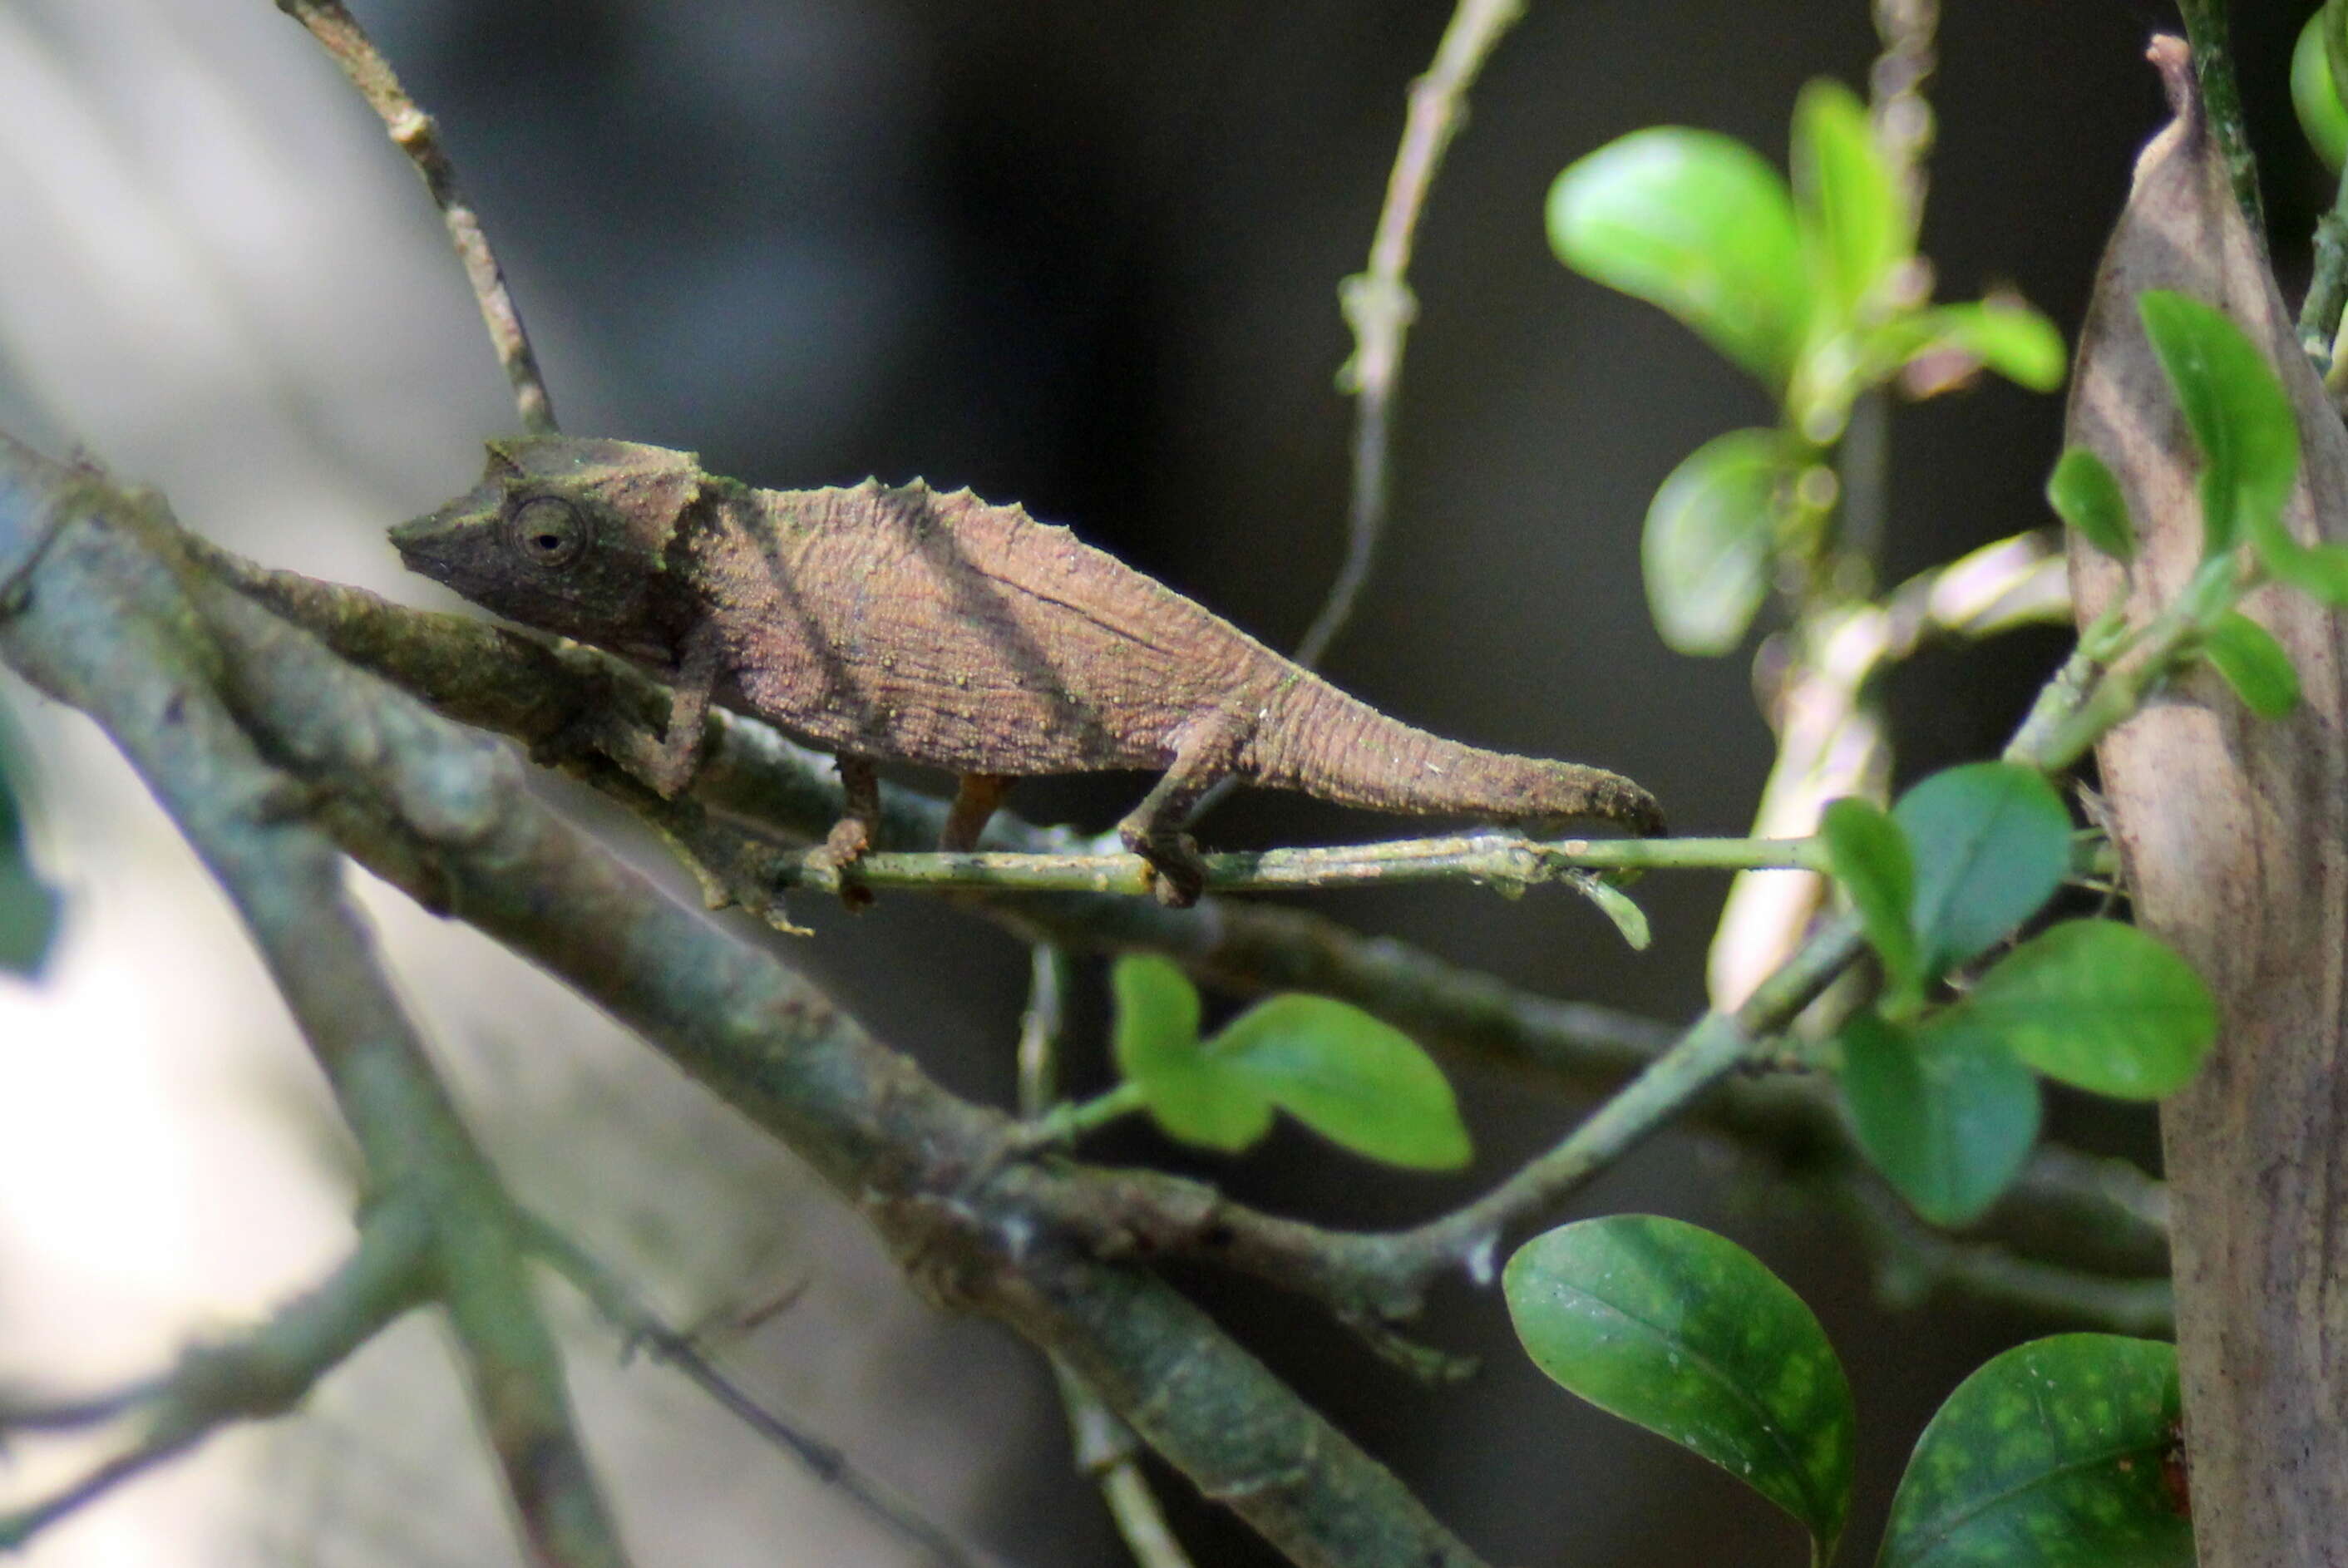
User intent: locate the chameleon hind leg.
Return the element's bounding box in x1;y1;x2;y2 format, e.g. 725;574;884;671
940;773;1012;852
1117;707;1255;907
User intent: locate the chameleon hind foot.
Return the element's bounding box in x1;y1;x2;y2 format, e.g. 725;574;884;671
1122;827;1208;908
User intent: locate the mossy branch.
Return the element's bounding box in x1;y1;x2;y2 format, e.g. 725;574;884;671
0;435;626;1568
2;438;1496;1568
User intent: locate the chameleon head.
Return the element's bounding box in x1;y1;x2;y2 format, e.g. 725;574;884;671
391;436;703;653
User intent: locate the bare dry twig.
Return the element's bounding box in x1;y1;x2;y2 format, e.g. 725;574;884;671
0;1201;432;1550
275;0;557;434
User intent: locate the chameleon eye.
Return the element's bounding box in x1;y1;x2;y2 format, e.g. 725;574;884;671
507;496;587;570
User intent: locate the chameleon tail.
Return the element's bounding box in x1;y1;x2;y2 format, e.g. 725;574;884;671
1244;677;1665;835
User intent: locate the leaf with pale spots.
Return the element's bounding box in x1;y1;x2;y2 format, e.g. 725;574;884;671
1880;1334;2191;1566
1506;1215;1856;1564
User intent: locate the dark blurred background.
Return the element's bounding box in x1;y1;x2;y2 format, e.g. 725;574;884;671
0;1;2321;1564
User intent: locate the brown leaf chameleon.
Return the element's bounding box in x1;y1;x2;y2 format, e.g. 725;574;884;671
392;436;1664;905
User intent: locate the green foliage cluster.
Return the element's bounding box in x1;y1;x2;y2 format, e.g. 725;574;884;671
1547;78;2064;654
1503;1219;2188;1566
1076;955;1472;1170
1826;764;2211;1227
1475;50;2348;1566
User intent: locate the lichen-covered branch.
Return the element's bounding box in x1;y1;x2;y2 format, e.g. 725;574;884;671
190;540;2168;1284
0;436;628;1568
520;1214;1011;1568
16;448;1492;1568
0;1200;431;1550
1842;1182;2173;1336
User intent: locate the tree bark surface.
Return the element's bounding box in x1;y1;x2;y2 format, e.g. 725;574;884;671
2069;39;2348;1566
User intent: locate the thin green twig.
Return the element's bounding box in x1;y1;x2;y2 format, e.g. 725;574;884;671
1304;0;1527;671
1014;949;1201;1568
780;833;1824;900
2174;0;2266;239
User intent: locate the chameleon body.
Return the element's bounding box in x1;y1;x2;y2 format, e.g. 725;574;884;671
392;436;1664;903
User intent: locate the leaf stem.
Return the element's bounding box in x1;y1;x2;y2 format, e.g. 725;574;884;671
1034;1082;1151;1144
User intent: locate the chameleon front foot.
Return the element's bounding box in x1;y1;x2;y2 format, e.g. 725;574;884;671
803;755;881;910
800;816;876;910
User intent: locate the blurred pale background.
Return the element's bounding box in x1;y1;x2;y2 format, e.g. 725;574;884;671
0;2;2321;1564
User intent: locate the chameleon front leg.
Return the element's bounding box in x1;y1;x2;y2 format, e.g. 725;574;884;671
582;620;723;798
1116;708;1254;907
812;754;882;865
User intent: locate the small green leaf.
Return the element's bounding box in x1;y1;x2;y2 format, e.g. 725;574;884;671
1642;428;1791;655
2244;510;2348;608
2045;447;2134;562
2296;10;2348;172
1880;1334;2191;1568
1821;797;1919;994
1207;994;1472;1171
1571;872;1652;951
1958;920;2216;1100
1548;128;1810;388
2201;609;2301;717
1892;763;2072;979
1793;78;1907;326
2138;289;2299;558
1111;955;1272;1151
1506;1215;1856;1562
1838;1008;2041;1228
1899;298;2068;393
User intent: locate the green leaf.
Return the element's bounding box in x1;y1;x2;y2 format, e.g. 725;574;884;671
1838;1008;2041;1228
1506;1215;1856;1562
2138;289;2299;559
2236;489;2348;606
1821;797;1919;995
1548;128;1810;388
1111;955;1272;1151
1571;872;1653;951
2201;609;2301;717
1880;1334;2191;1568
1899;298;2068;393
1892;763;2072;979
2296;9;2348;172
1793;78;1907;326
1958;920;2217;1100
1207;994;1472;1171
1642;428;1791;655
2045;447;2134;562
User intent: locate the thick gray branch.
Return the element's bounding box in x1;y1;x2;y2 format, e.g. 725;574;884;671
17;456;1488;1568
0;441;624;1568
